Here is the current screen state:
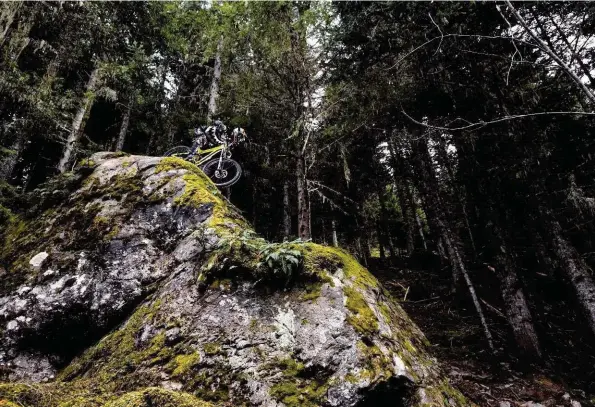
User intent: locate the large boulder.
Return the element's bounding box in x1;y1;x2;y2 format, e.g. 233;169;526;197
0;153;470;407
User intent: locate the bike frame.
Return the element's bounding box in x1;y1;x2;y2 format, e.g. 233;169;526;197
190;143;228;168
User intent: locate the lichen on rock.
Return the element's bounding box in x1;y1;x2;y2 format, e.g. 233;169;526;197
0;152;470;406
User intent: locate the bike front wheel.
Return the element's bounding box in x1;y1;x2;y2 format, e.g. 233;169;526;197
202;158;242;187
163;146;191;158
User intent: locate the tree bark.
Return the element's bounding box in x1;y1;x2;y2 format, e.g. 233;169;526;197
398;182;416;254
283;181;291;240
547;219;595;337
0;1;22;47
332;219;339;247
296;155;310;240
6;15;32;62
454;241;496;352
115;102;132;151
387;138;417;253
377;221;386;259
207;36;223;121
409;130;495;352
0;133;24;181
495;245;542;359
414;201;428;251
58;66;100;173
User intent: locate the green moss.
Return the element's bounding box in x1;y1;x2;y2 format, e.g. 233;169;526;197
421;379;470;406
269;379;329;407
104;225;120;241
77;158;97;168
403;339;417;354
103;387;213;407
300;281;323;301
267;358;329;407
0;382;107;407
344;286;378;334
249;319;258;331
294;243;378;291
155;157;203;177
210;278;232;290
0;204;15;227
203;342;221;355
355;341;394;382
59;300;166;384
168;353;201;377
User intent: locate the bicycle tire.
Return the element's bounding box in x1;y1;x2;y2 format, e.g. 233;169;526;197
163;146;191;158
202;158;242;187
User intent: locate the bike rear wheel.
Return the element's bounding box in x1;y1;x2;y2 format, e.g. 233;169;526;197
164;146;191;158
202;158;242;187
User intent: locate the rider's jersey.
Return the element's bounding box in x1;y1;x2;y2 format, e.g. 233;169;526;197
192;121;245;151
194;122;226;149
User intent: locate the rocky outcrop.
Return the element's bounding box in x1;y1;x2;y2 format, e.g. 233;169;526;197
0;152;470;406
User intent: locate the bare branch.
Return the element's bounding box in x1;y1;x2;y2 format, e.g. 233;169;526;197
428;13;443;56
505;0;595;106
385;33;538;72
495;4;522;86
402;109;595;132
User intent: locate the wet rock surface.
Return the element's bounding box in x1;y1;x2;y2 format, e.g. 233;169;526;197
0;153;470;407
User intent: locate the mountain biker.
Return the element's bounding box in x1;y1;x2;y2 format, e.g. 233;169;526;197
188;120;246;158
192;120;226;149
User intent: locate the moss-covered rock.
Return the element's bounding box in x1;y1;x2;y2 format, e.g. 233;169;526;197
103;387;213;407
0;152;470;406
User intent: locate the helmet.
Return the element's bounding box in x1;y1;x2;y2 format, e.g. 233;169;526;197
231;127;247;144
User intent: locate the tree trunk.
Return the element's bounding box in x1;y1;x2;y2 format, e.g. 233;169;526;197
548;219;595;337
377;221;385;259
398;182;416;254
115;102;132;151
283;182;291;240
414;206;428;251
409;129;495;352
495;245;542;359
332;219;338;247
6;16;32;62
58;66;100;173
0;133;24;181
296;155;310;240
387;138;416;253
432;133;477;254
454;242;496;353
0;1;22;46
207;36;223;121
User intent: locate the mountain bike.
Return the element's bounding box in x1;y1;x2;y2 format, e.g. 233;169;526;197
163;138;243;187
164;142;242;187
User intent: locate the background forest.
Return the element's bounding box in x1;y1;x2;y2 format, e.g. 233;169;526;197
2;1;595;403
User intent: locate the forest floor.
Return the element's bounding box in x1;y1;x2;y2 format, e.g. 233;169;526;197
369;257;595;407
